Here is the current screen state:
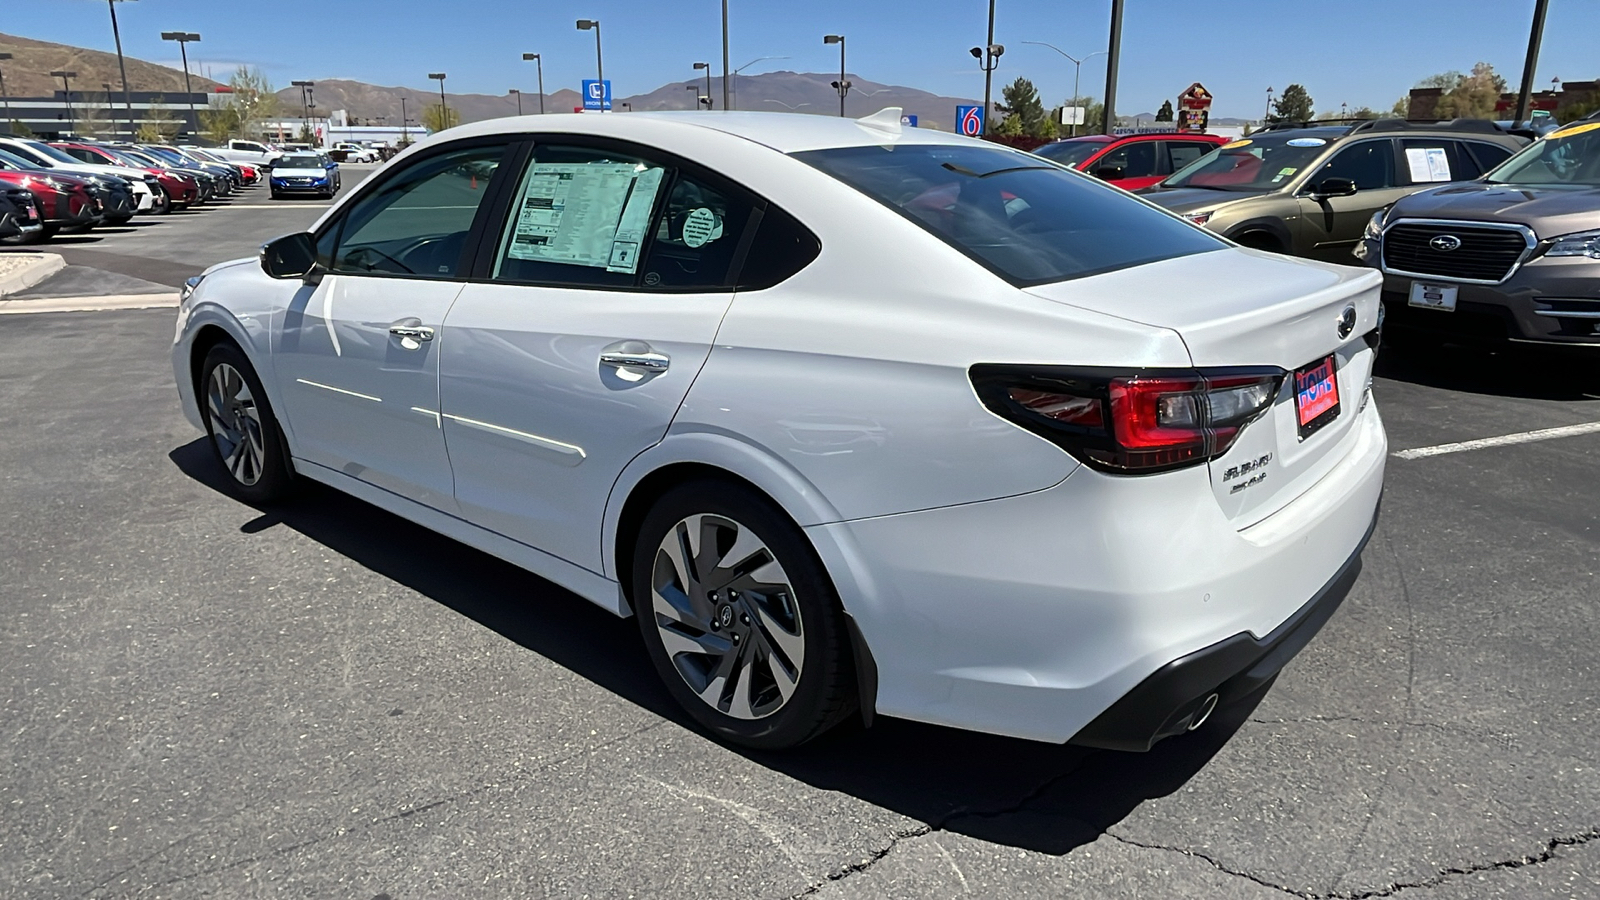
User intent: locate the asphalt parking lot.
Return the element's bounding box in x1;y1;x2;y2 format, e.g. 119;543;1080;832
2;172;1598;898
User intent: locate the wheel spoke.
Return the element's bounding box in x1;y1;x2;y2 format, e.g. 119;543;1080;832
750;598;805;673
766;651;799;703
657;624;729;660
727;648;758;719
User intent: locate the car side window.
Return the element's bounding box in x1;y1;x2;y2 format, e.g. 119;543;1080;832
734;203;820;291
1316;141;1395;190
1463;141;1513;174
1096;141;1158;178
489;142;755;291
1399;139;1476;184
1164;141;1214;173
323;142;510;279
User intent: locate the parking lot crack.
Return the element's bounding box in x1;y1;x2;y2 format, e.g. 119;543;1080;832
1323;826;1600;898
1101;830;1312;897
782;824;935;898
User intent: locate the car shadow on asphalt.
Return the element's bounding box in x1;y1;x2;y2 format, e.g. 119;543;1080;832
170;437;1262;857
1376;340;1600;400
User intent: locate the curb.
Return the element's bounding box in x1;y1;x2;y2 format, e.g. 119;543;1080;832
0;292;180;315
0;253;68;298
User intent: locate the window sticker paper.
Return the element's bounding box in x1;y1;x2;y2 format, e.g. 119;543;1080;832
1404;147;1452;182
507;162;665;274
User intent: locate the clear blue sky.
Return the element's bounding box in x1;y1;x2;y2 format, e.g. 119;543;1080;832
6;0;1591;119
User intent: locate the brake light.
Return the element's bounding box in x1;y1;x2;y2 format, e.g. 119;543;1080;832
973;365;1285;474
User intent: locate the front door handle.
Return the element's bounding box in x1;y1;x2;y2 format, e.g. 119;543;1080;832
599;340;670;373
388;318;435;346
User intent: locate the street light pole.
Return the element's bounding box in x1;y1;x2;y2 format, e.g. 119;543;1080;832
693;62;713;109
161;32;202;138
1264;86;1274;123
51;71;79;133
721;0;730;112
429;73;448;129
1021;42;1105;137
576;20;604;107
292;80;313;141
522;53;546;114
983;0;996;133
823;35;847;117
400;96;409;143
729;56;788;111
1103;0;1125;135
106;0;135;140
510;89;522;115
1514;0;1551;126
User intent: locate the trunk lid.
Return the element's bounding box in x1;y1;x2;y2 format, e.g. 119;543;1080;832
1025;248;1383;528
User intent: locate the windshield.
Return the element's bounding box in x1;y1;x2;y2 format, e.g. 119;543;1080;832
277;154;325;168
797;143;1223;286
1032;141;1110;168
25;140;86;165
1485;122;1600;186
1;142;54;167
0;148;44;169
1161;133;1338;191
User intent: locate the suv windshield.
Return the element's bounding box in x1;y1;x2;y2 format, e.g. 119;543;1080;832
1162;133;1339;191
1485;123;1600;186
797;143;1223;285
1032;140;1109;167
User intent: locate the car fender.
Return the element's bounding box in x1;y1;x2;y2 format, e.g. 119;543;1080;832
1220;214;1294;251
599;428;846;584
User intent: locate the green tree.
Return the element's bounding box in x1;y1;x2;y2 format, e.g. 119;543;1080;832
1559;93;1600;124
996;77;1052;138
1270;84;1314;123
1155;99;1174;122
136;97;182;142
1057;95;1105;135
421;103;460;133
226;66;279;136
1392;95;1411;117
8;120;35;137
1350;106;1379;120
199;106;241;144
1432;62;1507;119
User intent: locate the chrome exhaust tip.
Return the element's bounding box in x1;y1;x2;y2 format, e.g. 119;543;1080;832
1187;693;1220;732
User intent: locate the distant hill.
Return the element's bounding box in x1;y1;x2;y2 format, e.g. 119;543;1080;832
0;32;220;98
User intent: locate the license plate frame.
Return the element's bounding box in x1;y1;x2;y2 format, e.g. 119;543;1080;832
1408;281;1458;312
1294;354;1341;440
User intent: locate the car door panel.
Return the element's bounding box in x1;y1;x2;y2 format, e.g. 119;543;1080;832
1294;139;1407;263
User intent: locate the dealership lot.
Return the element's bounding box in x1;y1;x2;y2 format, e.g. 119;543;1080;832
2;183;1599;898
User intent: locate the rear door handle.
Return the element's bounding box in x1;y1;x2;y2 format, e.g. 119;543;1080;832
599;340;670;373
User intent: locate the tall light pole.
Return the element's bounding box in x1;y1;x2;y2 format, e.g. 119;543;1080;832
730;56;787;111
400;96;409;143
291;80;313;141
693;62;713;109
686;84;706;109
823;34;848;117
0;54;12;131
429;73;448;129
1103;0;1124;135
510;89;522;115
522;53;546;114
1264;86;1274;123
576;19;604;108
105;0;136;140
721;0;730;112
161;32;202;137
1514;0;1551;125
1021;42;1105;137
970;0;1002;134
52;71;79;134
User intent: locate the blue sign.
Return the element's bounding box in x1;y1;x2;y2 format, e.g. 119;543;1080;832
956;105;984;136
900;114;919;128
582;79;613;111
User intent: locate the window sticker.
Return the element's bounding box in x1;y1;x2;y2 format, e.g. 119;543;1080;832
1286;138;1327;147
681;207;718;248
1404;147;1452;182
506;162;665;273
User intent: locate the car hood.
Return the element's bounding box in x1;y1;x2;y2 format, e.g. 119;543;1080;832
1387;181;1600;239
272;166;328;177
1138;186;1271;215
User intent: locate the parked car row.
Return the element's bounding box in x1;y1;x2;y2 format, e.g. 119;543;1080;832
1033;115;1600;351
0;136;261;244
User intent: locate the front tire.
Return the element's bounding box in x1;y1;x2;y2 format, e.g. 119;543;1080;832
199;343;294;503
633;480;854;750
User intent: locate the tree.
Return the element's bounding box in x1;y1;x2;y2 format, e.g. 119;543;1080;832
996;77;1053;138
1431;62;1507;119
199;106;240;144
77;91;112;139
1155;99;1174;122
1058;95;1105;135
1392;96;1411;117
226;66;279;136
1270;84;1314;123
1350;106;1379;120
421;103;460;133
993;110;1024;136
136;97;182;142
1560;93;1600;124
8;120;35;137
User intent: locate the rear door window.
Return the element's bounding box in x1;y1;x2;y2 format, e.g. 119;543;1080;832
1094;140;1159;179
1463;141;1513;175
1398;138;1476;184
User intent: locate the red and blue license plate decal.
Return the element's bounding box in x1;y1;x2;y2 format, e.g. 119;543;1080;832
1294;355;1340;439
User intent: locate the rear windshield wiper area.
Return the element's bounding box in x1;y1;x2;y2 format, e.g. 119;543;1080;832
941;162;1060;179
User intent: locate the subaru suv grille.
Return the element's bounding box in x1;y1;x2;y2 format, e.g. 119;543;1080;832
1382;221;1533;284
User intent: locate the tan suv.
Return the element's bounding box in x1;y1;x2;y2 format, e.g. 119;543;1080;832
1140;120;1527;264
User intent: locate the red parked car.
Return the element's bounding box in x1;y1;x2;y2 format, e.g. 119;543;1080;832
1032;132;1231;190
51;141;200;212
0;165;99;241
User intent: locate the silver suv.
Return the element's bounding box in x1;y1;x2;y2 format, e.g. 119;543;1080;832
1356;115;1600;348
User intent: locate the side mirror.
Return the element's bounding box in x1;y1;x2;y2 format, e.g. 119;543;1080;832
1092;165;1125;181
260;232;320;282
1315;177;1358;198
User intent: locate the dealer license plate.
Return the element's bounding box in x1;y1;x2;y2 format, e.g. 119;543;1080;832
1408;281;1457;312
1294;355;1341;440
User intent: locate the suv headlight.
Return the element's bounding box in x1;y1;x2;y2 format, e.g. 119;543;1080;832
1363;209;1388;241
1547;229;1600;260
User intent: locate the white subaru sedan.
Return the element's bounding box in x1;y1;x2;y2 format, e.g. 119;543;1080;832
172;110;1386;751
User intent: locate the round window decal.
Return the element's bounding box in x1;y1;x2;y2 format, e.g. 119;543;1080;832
682;208;717;248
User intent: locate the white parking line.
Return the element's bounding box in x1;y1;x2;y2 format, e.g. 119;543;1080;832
0;293;179;315
1392;422;1600;460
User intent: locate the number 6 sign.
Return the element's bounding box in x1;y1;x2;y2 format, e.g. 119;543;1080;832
956;105;985;136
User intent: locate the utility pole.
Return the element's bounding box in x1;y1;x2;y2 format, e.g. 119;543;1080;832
400;96;409;143
1514;0;1551;126
1103;0;1125;135
721;0;731;112
106;0;135;140
824;35;848;116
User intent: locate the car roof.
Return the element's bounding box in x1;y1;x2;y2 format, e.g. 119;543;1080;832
442;109;985;155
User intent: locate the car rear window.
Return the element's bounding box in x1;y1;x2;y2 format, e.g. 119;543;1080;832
795;143;1223;286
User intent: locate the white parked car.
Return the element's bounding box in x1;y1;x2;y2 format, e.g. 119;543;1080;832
211;138;282;168
332;142;379;163
0;136;158;215
172;110;1386;751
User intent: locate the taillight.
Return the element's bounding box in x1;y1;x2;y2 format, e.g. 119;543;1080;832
971;365;1285;474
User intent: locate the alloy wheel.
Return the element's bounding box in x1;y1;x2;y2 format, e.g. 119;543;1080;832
205;363;266;486
651;513;805;720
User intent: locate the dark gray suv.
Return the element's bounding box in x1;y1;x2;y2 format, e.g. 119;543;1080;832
1356;117;1600;348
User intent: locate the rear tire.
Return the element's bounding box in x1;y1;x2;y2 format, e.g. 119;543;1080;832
632;480;854;750
198;343;295;503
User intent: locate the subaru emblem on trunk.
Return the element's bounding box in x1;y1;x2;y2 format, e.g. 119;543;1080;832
1337;306;1357;340
1429;234;1463;252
